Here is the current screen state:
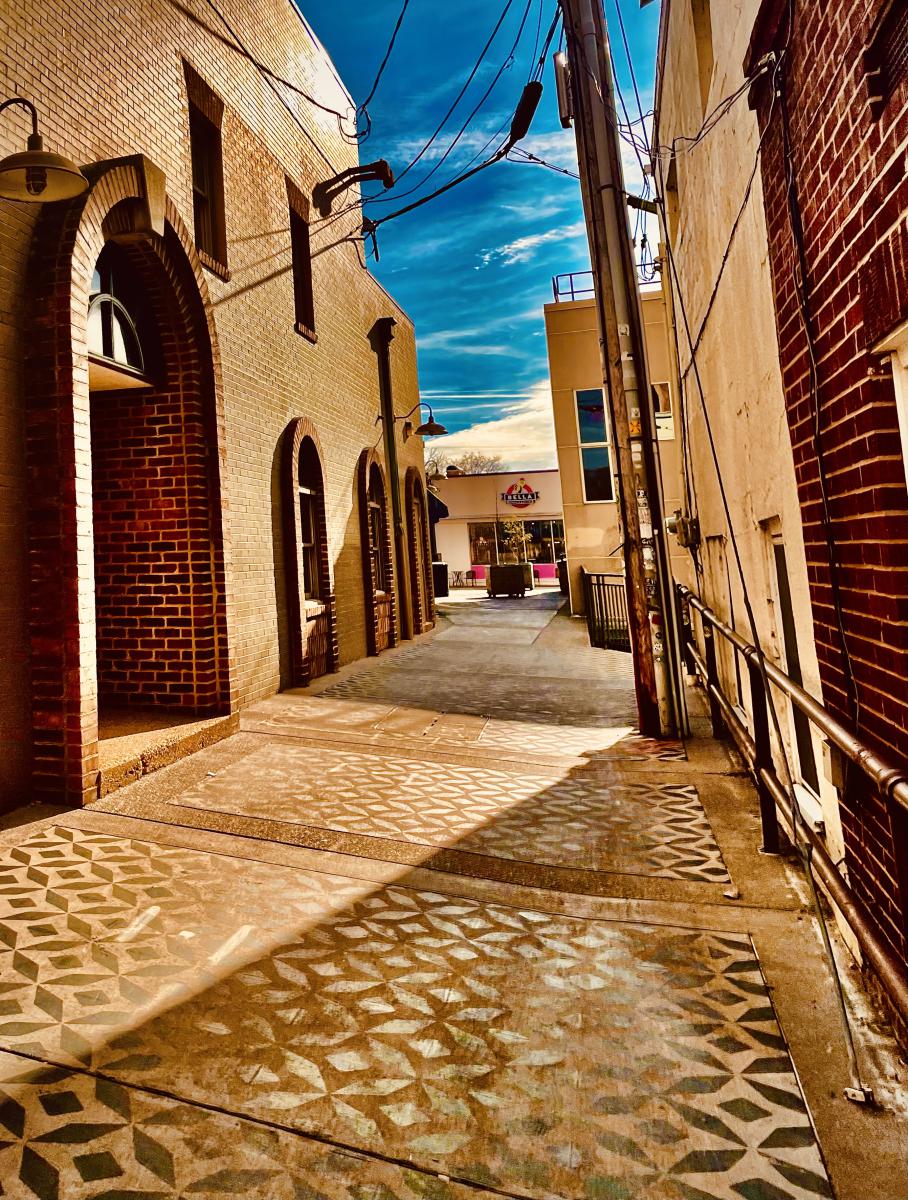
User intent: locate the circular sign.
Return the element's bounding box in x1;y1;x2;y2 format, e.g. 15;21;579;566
501;479;540;509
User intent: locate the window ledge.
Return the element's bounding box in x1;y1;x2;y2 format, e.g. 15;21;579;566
198;248;231;281
295;322;318;344
304;600;326;620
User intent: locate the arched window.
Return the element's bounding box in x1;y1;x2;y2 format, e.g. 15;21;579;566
88;247;147;379
282;422;337;684
298;439;323;601
368;464;389;593
357;449;397;656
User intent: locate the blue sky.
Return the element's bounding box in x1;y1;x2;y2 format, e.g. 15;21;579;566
306;0;660;466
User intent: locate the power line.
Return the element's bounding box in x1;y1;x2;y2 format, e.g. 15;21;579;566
357;0;411;137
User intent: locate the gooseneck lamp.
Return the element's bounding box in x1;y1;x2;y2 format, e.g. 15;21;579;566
396;402;448;440
0;97;89;202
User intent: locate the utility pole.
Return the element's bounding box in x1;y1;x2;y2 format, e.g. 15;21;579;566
560;0;683;737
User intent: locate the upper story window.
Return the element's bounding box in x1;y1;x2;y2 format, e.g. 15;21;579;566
575;388;614;502
287;179;316;341
87;244;152;391
184;63;228;277
865;0;908;119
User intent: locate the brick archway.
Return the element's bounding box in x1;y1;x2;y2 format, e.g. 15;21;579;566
25;155;234;804
405;467;435;635
356;448;398;656
281;418;338;684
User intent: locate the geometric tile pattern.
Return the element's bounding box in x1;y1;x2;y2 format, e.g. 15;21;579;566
319;669;640;728
173;743;726;881
78;891;829;1199
0;1052;491;1200
0;826;371;1068
0;832;829;1198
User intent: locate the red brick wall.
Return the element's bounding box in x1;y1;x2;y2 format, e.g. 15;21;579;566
749;0;908;959
90;238;223;711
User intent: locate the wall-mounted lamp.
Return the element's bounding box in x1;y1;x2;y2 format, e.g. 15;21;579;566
0;97;89;202
399;402;448;439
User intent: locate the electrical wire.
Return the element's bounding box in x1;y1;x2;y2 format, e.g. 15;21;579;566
357;0;411;133
195;0;357;165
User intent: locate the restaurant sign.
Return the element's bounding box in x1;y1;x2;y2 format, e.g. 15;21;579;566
501;479;540;509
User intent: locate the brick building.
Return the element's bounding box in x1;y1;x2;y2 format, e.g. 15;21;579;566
745;0;908;972
0;0;434;807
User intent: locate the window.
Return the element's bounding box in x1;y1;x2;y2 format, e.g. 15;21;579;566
368;467;388;592
468;522;497;565
575;388;614;502
185;64;228;276
88;262;144;375
288;180;316;340
297;440;324;602
652;381;675;440
865;0;908;119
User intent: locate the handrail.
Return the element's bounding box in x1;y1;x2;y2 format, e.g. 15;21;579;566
682;587;908;815
676;584;908;1028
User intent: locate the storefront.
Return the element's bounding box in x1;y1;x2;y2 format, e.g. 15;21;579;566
432;469;565;584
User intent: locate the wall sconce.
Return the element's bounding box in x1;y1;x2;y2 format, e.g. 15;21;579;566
0;97;89;202
400;402;448;439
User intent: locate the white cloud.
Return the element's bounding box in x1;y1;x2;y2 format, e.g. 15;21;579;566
429;379;557;469
478;221;587;268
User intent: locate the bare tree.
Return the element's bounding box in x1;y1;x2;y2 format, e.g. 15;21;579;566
450;451;504;475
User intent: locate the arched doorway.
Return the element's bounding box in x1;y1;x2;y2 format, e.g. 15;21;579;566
282;419;337;684
405;468;435;634
357;449;397;656
25;160;233;803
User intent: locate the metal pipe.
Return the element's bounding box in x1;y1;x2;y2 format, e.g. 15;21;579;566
677;585;908;1029
760;768;908;1028
680;586;908;814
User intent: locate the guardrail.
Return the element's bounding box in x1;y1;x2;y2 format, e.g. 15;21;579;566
582;569;631;652
552;270;595;302
676;584;908;1031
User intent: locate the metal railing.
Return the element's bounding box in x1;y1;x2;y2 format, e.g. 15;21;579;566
676;584;908;1031
552;270;595;302
583;570;631;652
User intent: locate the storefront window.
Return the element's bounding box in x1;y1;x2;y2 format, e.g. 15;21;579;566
496;519;528;563
468;521;497;565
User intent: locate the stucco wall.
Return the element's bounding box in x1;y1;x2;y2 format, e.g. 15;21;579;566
543;290;689;613
654;0;841;858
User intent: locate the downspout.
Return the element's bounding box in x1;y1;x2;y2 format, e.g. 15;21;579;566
368;317;411;641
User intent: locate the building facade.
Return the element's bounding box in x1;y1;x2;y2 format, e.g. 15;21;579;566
432;469;565;585
744;0;908;973
0;0;432;808
543;277;689;613
654;0;908;1020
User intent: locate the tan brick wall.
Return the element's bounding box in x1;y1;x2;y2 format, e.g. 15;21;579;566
0;0;427;805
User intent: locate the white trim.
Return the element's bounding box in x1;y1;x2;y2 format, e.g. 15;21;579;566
874;318;908;490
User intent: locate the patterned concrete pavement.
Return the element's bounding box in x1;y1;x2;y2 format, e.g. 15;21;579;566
0;590;905;1198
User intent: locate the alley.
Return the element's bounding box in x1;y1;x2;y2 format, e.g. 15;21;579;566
0;592;905;1199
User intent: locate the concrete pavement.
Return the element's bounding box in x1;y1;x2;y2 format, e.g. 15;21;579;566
0;590;905;1198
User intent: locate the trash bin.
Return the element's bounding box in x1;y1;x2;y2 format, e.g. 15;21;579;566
432;561;449;598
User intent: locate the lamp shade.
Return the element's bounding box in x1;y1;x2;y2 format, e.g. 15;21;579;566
415;417;448;437
0;145;88;202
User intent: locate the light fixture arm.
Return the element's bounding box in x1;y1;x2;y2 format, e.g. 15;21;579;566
0;96;41;147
